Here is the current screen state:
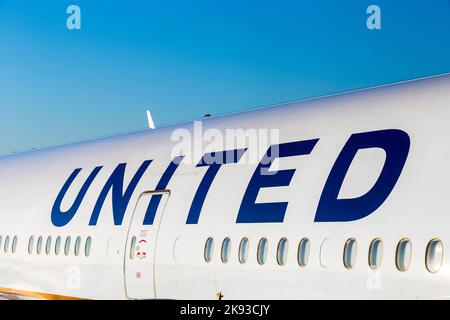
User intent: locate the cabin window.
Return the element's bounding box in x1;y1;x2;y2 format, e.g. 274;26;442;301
36;236;43;255
343;238;358;269
129;236;136;259
221;238;231;263
426;239;443;273
74;236;81;256
204;237;214;263
12;236;17;254
396;239;412;271
257;238;268;265
28;236;34;255
64;237;71;256
277;238;288;266
85;236;92;257
368;238;383;270
238;238;249;264
45;236;52;255
297;238;310;267
320;238;333;268
55;236;61;255
4;236;10;253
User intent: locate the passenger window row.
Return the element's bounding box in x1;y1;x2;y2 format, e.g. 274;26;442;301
204;237;444;273
28;235;92;257
0;235;18;254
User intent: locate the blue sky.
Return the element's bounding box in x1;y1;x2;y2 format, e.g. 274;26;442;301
0;0;449;155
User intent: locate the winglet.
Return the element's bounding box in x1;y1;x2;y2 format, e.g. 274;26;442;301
146;110;156;129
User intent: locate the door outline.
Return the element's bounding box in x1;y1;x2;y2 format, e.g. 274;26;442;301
123;189;171;299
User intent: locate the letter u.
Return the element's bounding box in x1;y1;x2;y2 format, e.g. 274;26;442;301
51;167;102;227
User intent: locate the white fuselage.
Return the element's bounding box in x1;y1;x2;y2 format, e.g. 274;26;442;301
0;74;449;299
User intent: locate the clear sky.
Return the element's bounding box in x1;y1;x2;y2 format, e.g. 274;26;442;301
0;0;449;155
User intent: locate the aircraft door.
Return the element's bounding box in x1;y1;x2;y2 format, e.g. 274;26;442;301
124;191;170;299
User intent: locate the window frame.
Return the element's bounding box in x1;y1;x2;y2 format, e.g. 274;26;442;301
85;236;92;257
425;238;443;274
204;237;214;263
11;236;17;254
257;238;268;265
276;238;289;266
64;236;71;256
368;238;383;270
28;236;34;255
395;238;412;272
343;238;358;270
45;236;52;255
55;236;62;255
74;236;81;256
238;237;249;264
36;236;43;255
4;235;10;253
221;237;231;264
297;237;310;267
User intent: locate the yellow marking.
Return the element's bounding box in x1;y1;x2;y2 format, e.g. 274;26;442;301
0;287;87;300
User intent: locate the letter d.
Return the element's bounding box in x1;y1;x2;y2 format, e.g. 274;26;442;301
315;129;410;222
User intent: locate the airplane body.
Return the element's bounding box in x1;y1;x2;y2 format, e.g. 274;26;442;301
0;74;449;299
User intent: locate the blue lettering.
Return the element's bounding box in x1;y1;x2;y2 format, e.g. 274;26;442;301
51;166;102;227
186;149;247;224
143;156;184;225
89;160;152;225
236;139;318;223
315;129;410;222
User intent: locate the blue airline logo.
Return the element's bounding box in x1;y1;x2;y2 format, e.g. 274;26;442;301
51;129;410;227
